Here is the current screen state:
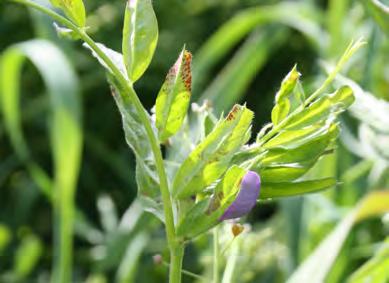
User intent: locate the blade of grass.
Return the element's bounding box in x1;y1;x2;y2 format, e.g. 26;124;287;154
0;39;82;283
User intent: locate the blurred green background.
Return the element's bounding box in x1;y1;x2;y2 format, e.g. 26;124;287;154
0;0;388;282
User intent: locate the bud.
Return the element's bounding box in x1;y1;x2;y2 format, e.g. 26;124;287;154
231;223;244;237
220;171;261;221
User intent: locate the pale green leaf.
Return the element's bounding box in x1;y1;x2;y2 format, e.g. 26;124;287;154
156;48;192;142
172;105;253;199
122;0;158;82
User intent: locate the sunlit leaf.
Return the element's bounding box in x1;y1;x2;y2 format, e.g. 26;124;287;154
176;166;246;238
284;86;354;130
172;105;253;199
122;0;158;82
50;0;86;27
156;48;192;142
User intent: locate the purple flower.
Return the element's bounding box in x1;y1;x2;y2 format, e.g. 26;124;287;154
219;171;261;221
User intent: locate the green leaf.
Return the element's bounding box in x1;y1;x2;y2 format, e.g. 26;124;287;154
260;178;336;199
265;122;339;150
172;105;253;199
287;191;389;283
271;99;290;126
156;48;192;142
50;0;86;27
108;76;162;220
176;166;246;238
271;65;300;125
346;237;389;283
275;65;300;102
284;86;354;130
122;0;158;82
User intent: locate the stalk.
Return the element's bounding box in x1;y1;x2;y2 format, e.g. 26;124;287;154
213;227;220;283
8;0;181;282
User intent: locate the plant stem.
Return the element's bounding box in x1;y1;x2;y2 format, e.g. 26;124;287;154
213;227;220;283
170;244;185;283
8;1;181;282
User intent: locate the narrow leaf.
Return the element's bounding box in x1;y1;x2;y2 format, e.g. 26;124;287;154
284;86;354;130
122;0;158;82
260;178;336;199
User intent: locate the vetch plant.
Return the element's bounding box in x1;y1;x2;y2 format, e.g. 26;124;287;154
5;0;364;282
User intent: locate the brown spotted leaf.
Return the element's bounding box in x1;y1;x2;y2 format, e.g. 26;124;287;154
155;48;192;142
172;104;253;199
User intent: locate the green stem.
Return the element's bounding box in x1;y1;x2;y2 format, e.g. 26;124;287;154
8;1;180;282
170;245;185;283
213;227;220;283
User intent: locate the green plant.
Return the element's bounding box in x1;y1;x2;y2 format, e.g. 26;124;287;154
3;0;365;282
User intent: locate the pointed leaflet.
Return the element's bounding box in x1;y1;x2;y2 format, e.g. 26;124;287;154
122;0;158;82
271;65;300;125
172;105;254;199
50;0;86;27
156;49;192;142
